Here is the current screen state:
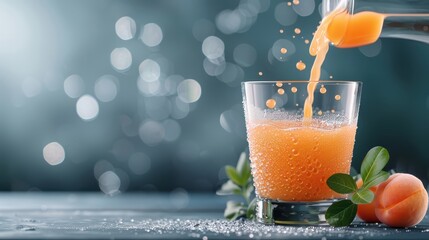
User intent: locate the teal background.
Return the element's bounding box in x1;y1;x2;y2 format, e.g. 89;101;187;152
0;0;428;192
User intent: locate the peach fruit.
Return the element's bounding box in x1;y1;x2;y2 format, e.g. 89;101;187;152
374;173;428;227
356;178;380;223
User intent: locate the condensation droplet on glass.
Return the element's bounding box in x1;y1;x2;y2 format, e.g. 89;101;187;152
335;95;341;101
296;60;306;71
330;75;333;79
266;99;276;109
258;71;263;76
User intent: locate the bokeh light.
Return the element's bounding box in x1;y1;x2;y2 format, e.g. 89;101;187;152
162;119;181;142
43;142;65;166
98;171;121;195
275;2;298;26
94;75;118;102
76;95;99;121
110;47;132;71
115;16;136;40
359;39;382;57
292;0;316;17
233;43;257;67
128;152;151;175
139;120;165;146
202;36;225;60
139;59;161;82
140;23;163;47
177;79;202;103
64;74;85;99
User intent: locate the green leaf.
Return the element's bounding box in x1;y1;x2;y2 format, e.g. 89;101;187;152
327;173;357;194
216;180;241;195
226;166;242;186
244;184;254;201
246;198;257;219
351;188;375;204
236;152;247;175
325;200;357;227
362;171;389;189
224;201;246;221
361;146;389;185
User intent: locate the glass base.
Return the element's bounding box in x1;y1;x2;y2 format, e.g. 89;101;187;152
256;198;337;225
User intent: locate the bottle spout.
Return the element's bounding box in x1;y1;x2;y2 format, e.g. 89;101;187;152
322;0;354;17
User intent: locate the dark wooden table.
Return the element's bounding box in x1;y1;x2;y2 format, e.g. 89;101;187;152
0;193;427;239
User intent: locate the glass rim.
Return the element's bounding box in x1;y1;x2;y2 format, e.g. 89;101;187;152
242;80;362;85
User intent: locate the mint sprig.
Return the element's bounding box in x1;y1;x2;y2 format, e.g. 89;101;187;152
216;152;255;221
325;146;391;227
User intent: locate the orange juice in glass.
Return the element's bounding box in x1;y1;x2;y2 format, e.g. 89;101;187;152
242;81;362;225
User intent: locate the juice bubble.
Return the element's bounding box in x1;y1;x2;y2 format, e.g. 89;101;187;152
278;88;285;95
294;28;301;34
335;95;341;101
293;0;299;5
280;48;288;54
296;61;306;71
266;99;276;109
291;87;297;93
258;71;263;76
319;87;327;94
276;81;283;87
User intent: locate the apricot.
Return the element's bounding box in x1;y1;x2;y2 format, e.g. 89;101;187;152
356;178;380;223
374;173;428;227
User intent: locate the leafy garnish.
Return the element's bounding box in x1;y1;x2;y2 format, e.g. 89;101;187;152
325;146;391;226
216;152;255;220
325;200;357;227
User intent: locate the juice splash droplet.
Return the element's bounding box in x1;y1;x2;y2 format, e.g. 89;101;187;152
293;0;299;5
320;87;327;94
280;48;288;54
279;29;284;34
329;75;333;79
318;110;323;116
287;2;292;6
258;71;263;76
276;82;283;87
331;109;336;113
335;95;341;101
291;87;298;93
278;88;285;95
304;39;310;44
294;28;301;34
296;61;306;71
266;99;276;109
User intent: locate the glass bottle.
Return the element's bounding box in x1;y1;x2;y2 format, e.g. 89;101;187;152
322;0;429;48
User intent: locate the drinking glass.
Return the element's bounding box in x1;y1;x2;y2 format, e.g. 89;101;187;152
242;81;362;225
